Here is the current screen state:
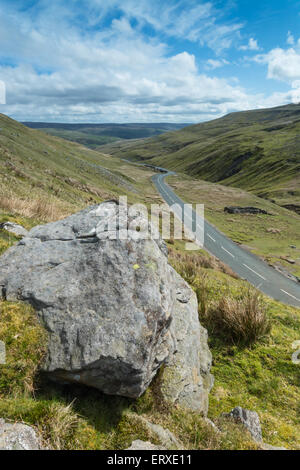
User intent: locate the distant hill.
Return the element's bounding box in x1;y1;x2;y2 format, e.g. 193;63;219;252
100;103;300;209
22;122;190;149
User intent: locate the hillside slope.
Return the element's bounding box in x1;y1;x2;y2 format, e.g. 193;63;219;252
0;114;160;222
101;103;300;209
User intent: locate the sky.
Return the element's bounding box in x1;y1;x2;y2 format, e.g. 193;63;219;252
0;0;300;123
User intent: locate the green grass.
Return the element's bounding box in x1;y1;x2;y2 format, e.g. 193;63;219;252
169;246;300;449
102;103;300;209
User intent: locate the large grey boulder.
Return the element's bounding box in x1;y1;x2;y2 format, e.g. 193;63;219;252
0;419;41;450
0;202;212;410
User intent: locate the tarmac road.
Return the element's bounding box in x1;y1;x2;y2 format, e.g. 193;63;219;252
151;168;300;308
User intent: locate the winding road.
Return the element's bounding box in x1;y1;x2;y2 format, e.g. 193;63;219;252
150;167;300;309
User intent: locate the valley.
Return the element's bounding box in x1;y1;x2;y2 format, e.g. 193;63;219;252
0;110;299;450
100;103;300;210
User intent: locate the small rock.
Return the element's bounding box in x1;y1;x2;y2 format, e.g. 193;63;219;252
0;222;28;237
280;256;296;264
224;407;262;442
224;207;269;215
266;228;281;234
0;419;41;450
136;416;182;449
126;440;166;451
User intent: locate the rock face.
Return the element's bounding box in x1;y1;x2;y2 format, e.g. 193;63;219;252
0;202;212;410
224;206;269;215
161;287;213;413
226;407;262;442
0;419;41;450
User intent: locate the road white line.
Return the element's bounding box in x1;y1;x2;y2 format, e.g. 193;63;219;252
243;263;266;281
207;234;216;242
221;246;235;258
280;289;300;303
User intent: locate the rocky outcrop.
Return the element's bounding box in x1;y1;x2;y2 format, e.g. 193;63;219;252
224;407;262;442
224;206;269;215
0;222;28;237
224;407;287;450
0;202;212;411
0;419;41;450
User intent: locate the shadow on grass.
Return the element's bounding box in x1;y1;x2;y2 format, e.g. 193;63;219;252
35;375;133;435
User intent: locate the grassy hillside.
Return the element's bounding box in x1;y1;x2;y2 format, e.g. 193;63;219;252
0;114;163;223
101;103;300;209
23;122;189;150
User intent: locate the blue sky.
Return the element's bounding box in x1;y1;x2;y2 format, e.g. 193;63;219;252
0;0;300;122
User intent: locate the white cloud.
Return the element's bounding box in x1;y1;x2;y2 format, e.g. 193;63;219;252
239;37;260;51
251;43;300;107
0;0;254;122
255;47;300;83
89;0;243;53
0;0;295;123
205;59;229;70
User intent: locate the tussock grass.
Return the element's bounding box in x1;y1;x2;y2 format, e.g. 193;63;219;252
169;247;270;346
206;290;271;345
0;193;68;222
169;248;238;282
41;402;80;450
